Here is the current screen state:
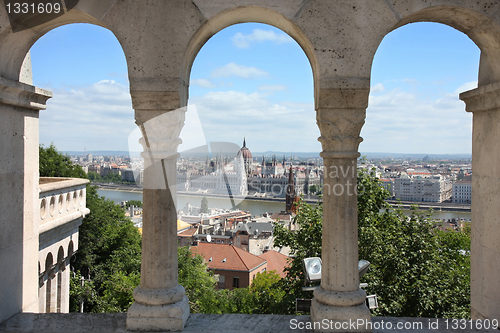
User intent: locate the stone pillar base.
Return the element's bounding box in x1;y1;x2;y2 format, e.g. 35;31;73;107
126;296;190;331
310;289;372;332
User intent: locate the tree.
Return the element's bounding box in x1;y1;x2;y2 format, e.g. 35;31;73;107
87;171;102;182
178;246;218;313
69;185;142;312
249;271;286;314
201;196;209;214
125;200;143;209
39;144;87;179
273;169;471;318
273;197;323;313
308;184;322;195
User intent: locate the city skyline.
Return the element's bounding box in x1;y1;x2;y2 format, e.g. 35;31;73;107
32;22;479;154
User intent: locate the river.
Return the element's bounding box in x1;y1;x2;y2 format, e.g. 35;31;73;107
96;189;472;221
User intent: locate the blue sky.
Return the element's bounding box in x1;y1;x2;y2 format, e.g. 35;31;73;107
32;21;479;154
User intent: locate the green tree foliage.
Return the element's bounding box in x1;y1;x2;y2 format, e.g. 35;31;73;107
249;271;286;314
125;200;143;209
87;171;102;182
39;144;87;179
273;169;471;318
69;185;142;312
308;184;322;195
178;246;218;313
273;199;323;313
201;196;209;214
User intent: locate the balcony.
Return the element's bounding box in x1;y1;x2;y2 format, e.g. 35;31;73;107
39;177;90;236
38;177;90;314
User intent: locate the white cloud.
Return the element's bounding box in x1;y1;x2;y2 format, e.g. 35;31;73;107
257;84;287;92
454;81;478;95
191;78;216;88
40;80;135;151
231;28;293;49
362;84;472;154
211;62;268;79
189;91;319;152
371;83;385;93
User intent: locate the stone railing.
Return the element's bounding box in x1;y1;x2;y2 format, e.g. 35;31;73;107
38;177;90;313
38;177;90;234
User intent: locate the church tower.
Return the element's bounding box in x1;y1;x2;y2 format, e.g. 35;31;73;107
237;137;253;176
286;164;296;212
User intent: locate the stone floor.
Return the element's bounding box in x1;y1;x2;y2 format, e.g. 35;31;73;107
1;313;498;332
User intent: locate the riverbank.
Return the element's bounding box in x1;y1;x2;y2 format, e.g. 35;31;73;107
95;183;471;212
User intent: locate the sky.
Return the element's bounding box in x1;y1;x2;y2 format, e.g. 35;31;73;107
31;21;479;155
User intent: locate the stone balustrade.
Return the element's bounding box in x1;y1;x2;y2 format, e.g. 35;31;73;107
38;177;90;313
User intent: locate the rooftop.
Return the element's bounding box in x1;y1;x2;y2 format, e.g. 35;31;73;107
191;243;266;271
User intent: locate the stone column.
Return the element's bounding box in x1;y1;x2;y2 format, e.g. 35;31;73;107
310;88;371;332
0;76;51;322
460;82;500;321
60;260;69;313
126;92;189;331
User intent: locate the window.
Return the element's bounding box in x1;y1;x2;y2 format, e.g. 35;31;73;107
218;275;225;289
233;277;240;288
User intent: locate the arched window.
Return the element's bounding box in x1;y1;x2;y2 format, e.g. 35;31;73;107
56;246;64;313
44;252;53;313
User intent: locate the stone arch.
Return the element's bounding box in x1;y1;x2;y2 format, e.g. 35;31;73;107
378;5;500;86
56;246;64;313
44;252;53;313
0;1;126;82
68;240;74;259
181;6;319;106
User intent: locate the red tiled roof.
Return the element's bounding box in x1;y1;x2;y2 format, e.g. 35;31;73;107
258;250;290;278
178;228;197;237
271;211;293;221
191;243;266;272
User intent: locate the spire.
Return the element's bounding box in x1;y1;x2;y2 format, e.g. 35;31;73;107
286;163;295;212
243;137;246;148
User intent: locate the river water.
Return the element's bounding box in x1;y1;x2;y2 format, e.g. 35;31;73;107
97;189;472;221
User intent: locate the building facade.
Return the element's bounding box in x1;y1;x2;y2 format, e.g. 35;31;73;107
453;181;472;204
393;174;452;203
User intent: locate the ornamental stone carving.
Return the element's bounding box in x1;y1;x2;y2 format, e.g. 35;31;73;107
317;108;365;156
137;107;186;161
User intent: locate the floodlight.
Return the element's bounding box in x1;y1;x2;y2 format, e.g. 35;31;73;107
302;257;322;282
366;295;378;309
358;259;370;278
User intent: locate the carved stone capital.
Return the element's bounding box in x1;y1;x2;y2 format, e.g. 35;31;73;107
0;76;52;110
138;107;186;161
460;81;500;113
317;108;365;157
